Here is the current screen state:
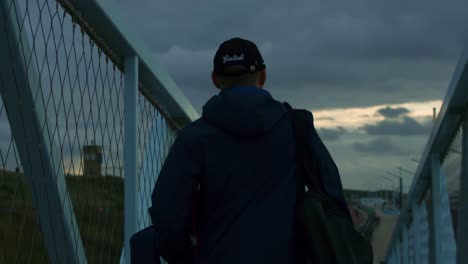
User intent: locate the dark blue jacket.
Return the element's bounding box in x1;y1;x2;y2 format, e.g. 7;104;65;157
149;86;347;264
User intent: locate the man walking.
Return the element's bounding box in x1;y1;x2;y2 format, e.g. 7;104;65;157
149;37;348;264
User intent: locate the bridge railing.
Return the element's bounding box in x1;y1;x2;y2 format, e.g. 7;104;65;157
386;44;468;264
0;0;198;263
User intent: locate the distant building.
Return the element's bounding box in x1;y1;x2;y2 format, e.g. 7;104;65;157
82;140;102;177
359;197;385;208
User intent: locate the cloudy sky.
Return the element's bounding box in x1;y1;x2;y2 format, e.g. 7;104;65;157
107;0;468;190
1;0;466;191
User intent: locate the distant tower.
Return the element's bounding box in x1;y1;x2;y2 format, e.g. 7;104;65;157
83;140;103;177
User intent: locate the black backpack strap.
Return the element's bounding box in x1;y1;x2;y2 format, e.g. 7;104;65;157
286;103;322;264
284;102;324;198
285;102;304;200
289;110;307;202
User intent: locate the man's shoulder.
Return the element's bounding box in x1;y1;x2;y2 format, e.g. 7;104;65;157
283;102;315;122
183;117;212;132
289;108;315;125
294;109;314;119
176;118;215;142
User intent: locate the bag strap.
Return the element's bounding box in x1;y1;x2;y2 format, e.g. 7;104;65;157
284;102;325;199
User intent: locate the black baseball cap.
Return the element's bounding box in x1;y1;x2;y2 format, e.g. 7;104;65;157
213;38;265;76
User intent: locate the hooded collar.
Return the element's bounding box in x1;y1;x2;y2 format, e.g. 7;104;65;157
202;86;286;138
219;85;270;97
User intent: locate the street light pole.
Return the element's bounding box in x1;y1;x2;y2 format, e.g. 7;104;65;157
397;166;416;176
379;176;396;210
387;171;405;209
399;168;404;208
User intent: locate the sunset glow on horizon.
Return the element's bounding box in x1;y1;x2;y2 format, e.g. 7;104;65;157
312;100;443;130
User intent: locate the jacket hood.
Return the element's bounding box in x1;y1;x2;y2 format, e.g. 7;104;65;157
202;86;287;138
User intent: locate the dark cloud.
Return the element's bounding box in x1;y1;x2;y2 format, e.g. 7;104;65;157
0;0;456;190
318;127;347;141
113;0;467;110
362;116;432;136
377;106;410;118
352;137;408;155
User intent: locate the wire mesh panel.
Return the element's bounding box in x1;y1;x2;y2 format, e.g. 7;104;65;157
438;123;462;263
421;191;431;263
408;220;414;264
396;236;402;264
0;0;188;263
442;124;463;241
0;0;126;262
440;187;457;262
384;22;468;262
136;90;177;229
0;86;50;263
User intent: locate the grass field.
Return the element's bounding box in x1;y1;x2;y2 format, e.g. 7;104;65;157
0;169;124;263
1;171;380;263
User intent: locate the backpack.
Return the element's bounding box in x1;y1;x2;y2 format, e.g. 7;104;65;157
130;226;161;264
286;104;373;264
131;188;201;264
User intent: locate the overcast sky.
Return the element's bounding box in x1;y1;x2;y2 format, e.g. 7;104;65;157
107;0;468;190
2;0;467;191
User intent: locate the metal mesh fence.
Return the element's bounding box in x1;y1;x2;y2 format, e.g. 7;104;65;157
0;86;50;263
442;124;463;241
1;0;124;262
136;91;177;230
0;0;180;263
408;221;414;264
418;198;430;263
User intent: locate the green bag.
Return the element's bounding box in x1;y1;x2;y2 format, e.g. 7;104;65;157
289;108;373;264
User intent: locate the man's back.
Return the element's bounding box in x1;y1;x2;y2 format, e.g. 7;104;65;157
149;37;347;264
197;86;297;263
150;86;297;264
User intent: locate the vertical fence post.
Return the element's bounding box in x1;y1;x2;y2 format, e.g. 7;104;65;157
421;196;430;263
396;237;402;264
0;1;86;263
413;203;421;264
458;115;468;263
402;223;409;264
431;155;444;264
124;56;139;264
409;220;415;263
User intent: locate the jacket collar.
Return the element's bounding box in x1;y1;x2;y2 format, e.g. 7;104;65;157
219;85;270;97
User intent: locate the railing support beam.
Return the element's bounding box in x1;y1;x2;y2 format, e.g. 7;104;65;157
431;155;444;264
402;224;409;264
0;1;86;263
124;55;139;264
412;203;421;264
458;113;468;263
396;237;401;263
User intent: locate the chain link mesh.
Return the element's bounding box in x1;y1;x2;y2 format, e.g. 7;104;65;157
0;0;180;263
441;123;463;240
387;123;463;261
136;91;177;229
408;221;414;264
418;196;430;263
0;88;50;263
